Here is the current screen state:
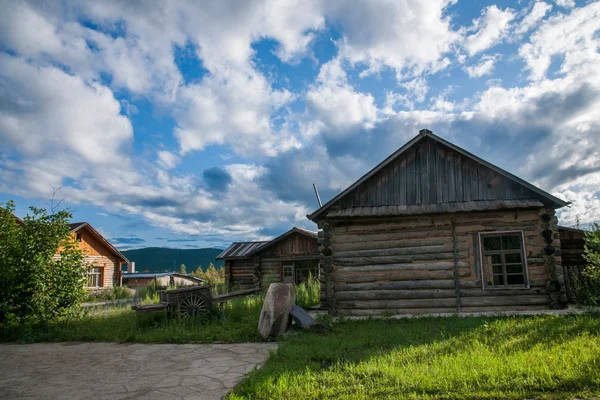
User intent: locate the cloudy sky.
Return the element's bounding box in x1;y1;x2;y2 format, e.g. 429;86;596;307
1;0;599;250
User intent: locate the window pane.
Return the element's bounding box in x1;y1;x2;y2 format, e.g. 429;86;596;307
506;264;523;274
502;235;521;250
492;265;504;274
491;254;502;264
505;253;522;263
493;275;504;285
483;236;502;251
507;274;525;285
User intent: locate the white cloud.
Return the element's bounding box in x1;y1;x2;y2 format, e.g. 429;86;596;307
553;0;575;8
157;151;181;170
324;0;460;79
305;58;378;136
174;65;299;156
464;5;515;56
464;54;500;78
0;54;133;165
515;2;553;36
519;1;600;81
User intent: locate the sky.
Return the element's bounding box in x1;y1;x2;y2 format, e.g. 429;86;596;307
0;0;599;251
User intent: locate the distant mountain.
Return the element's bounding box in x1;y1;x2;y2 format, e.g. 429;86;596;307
121;247;224;273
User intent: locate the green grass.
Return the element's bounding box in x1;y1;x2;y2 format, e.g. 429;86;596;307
0;294;266;344
230;314;600;400
0;279;322;344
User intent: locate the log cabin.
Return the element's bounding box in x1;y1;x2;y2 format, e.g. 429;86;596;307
58;223;129;290
217;227;319;288
308;129;571;316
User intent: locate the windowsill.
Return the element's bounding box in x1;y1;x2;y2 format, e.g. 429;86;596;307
483;286;531;290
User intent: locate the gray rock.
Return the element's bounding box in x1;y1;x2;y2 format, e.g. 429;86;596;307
258;283;295;338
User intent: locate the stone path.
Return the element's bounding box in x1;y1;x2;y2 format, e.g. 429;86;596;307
0;342;277;400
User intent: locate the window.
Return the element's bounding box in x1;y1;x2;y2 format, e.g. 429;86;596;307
87;267;103;287
480;232;528;288
76;232;82;242
282;264;294;284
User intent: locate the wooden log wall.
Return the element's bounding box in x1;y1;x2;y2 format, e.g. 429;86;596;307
326;208;558;316
226;258;256;288
260;257;282;287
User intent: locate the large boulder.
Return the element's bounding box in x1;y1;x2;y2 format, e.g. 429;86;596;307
258;283;295;339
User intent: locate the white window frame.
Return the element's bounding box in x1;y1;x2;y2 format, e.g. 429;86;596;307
478;230;530;290
87;266;103;288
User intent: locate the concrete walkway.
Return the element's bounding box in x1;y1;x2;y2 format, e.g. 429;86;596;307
0;342;277;400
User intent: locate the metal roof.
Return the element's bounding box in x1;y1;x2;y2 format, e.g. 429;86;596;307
122;272;204;282
215;241;269;260
325;200;545;218
216;227;318;260
308;129;569;221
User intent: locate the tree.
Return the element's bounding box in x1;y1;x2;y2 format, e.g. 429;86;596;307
0;200;86;324
573;223;600;306
179;264;187;275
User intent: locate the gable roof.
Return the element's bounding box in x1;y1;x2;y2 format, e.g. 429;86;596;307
69;222;129;263
216;227;318;260
216;241;269;260
250;227;318;256
308;129;569;221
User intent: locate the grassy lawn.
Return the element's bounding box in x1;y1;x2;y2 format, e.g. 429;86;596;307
0;279;321;344
0;294;266;343
230;314;600;400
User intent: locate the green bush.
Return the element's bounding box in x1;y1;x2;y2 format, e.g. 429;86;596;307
0;200;86;324
573;223;600;306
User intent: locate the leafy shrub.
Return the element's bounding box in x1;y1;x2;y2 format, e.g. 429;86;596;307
573;223;600;306
0;200;86;324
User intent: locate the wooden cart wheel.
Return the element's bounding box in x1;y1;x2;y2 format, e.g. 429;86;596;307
179;294;208;318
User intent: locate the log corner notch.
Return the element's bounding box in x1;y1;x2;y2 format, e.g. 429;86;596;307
540;208;568;309
252;254;261;289
319;222;337;316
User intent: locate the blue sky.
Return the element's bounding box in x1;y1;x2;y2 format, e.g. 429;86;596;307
1;0;599;250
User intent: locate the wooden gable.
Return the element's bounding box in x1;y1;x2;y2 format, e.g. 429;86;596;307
255;230;318;257
309;130;568;220
339;136;541;208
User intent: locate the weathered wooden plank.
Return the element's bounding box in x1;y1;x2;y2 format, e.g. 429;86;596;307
396;157;404;206
337;261;470;272
334;269;471;283
461;295;549;307
335;244;468;258
407;148;416;205
333;237;457;251
336;289;458;300
460;288;548;297
335;252;468;266
461;305;548;313
463;158;471;202
340;308;458;316
455;152;463;202
335;280;482;291
448;149;456;202
337;298;459;309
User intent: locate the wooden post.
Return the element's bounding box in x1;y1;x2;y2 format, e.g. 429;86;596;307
452;219;462;313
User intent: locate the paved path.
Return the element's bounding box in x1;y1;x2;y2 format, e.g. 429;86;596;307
0;342;277;400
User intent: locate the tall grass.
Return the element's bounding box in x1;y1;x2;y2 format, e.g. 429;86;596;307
84;286;134;302
295;275;320;309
